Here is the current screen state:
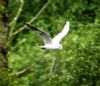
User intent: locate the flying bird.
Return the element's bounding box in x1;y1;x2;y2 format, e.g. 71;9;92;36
26;21;70;50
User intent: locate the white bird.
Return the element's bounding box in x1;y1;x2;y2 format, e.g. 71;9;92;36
26;21;70;50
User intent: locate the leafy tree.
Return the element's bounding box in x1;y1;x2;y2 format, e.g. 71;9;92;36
0;0;11;86
8;0;100;86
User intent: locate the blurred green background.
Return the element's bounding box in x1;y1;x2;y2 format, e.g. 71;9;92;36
8;0;100;86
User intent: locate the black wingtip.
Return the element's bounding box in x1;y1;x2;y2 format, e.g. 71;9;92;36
25;22;31;27
25;22;38;31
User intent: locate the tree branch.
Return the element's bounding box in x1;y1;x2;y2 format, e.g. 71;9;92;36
11;0;51;37
9;0;24;37
11;57;43;78
49;57;56;81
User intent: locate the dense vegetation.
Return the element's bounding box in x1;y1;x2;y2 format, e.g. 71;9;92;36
8;0;100;86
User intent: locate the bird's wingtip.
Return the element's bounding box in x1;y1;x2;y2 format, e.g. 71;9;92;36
25;22;30;26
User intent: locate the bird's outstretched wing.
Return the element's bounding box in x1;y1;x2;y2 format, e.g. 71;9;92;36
52;21;70;44
26;23;52;44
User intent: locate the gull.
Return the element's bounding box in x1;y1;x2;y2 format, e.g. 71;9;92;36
26;21;70;50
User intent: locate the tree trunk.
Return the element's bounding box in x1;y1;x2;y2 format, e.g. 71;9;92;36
0;0;10;86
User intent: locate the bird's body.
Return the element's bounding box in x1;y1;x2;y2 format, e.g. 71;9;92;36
26;21;70;50
39;43;62;49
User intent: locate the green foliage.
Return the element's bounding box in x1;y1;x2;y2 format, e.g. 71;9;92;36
0;68;11;86
9;0;100;86
0;5;6;16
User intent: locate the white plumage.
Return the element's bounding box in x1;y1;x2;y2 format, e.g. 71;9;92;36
26;21;70;50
